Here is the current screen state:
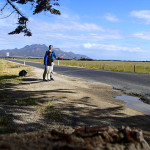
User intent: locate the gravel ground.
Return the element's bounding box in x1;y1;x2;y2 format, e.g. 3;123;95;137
7;59;150;104
1;67;150;145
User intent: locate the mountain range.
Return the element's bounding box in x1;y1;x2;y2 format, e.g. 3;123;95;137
0;44;89;59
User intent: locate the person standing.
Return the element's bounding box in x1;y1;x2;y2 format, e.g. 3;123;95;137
43;51;53;81
43;45;57;81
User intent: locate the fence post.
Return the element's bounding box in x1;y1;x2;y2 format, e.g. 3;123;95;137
134;65;136;72
103;64;105;70
123;65;125;72
58;60;59;65
24;60;25;66
116;65;118;71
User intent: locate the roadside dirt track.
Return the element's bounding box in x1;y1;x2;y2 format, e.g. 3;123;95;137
1;66;150;144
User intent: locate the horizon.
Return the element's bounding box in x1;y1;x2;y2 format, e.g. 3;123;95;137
1;0;150;61
1;43;150;61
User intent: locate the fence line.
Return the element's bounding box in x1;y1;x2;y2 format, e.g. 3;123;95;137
55;60;150;73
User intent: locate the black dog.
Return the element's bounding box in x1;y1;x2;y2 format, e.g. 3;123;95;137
19;70;27;76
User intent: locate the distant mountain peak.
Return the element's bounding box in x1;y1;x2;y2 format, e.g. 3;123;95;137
0;44;89;59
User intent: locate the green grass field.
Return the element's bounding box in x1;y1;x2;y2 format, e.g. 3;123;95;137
17;58;150;74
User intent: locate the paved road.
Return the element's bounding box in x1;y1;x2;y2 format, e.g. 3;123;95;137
8;59;150;98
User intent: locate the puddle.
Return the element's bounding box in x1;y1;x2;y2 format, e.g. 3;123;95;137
115;95;150;115
113;89;121;92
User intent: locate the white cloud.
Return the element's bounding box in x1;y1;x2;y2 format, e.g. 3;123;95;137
83;43;145;52
133;32;150;40
40;32;121;41
0;9;123;51
31;19;104;32
61;13;80;20
61;13;70;19
28;17;122;42
104;13;120;22
71;22;104;31
0;6;20;28
130;10;150;24
0;17;16;27
0;14;123;50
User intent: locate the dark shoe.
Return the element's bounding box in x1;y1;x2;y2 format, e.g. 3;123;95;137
43;79;47;81
51;78;54;81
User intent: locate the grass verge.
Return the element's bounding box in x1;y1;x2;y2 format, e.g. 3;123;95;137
0;60;35;133
16;58;150;73
0;59;33;89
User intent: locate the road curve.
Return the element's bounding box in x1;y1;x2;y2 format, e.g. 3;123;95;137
7;59;150;98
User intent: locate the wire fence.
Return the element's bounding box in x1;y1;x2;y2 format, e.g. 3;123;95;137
55;60;150;74
12;58;150;74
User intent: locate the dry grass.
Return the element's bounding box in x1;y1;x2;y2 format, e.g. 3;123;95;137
0;59;33;76
0;60;34;133
36;101;61;122
55;60;150;73
16;58;150;73
0;59;33;88
0;60;43;106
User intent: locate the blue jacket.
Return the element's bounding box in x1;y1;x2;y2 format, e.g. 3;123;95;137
44;50;57;65
45;55;53;67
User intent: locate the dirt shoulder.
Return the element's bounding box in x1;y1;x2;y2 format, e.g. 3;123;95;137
1;67;150;144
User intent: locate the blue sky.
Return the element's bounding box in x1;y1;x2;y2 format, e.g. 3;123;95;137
1;0;150;60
